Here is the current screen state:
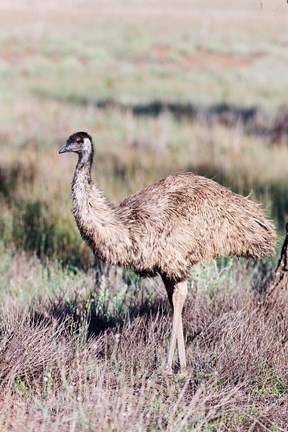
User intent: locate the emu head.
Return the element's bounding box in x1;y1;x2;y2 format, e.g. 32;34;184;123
59;131;93;163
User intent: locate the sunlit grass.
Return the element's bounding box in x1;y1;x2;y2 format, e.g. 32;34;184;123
0;244;287;431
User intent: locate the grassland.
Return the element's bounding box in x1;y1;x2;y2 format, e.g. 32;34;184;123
1;1;288;430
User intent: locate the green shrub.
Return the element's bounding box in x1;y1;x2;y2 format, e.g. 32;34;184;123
11;199;92;269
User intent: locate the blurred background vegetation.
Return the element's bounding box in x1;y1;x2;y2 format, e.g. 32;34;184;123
1;0;288;269
1;2;288;430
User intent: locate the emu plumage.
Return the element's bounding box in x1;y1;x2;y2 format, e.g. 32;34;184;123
59;131;277;373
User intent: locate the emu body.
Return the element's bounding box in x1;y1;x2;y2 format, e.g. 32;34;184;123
60;131;277;373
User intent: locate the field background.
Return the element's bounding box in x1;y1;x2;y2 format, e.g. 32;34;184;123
1;1;288;430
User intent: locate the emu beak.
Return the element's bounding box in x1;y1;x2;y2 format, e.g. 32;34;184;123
59;143;78;154
59;145;67;154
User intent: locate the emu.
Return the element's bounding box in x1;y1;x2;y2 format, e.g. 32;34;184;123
59;131;277;373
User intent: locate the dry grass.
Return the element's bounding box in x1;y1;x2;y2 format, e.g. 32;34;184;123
0;248;287;431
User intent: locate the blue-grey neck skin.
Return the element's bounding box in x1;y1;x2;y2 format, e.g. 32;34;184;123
76;137;94;175
80;137;94;162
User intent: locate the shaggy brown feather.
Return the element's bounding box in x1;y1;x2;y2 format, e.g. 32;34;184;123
71;162;277;281
59;131;277;372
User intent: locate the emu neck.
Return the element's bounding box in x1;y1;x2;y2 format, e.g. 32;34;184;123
75;152;93;177
72;156;131;265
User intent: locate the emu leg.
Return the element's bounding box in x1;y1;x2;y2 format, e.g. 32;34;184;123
266;222;288;301
164;279;188;373
176;308;187;372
